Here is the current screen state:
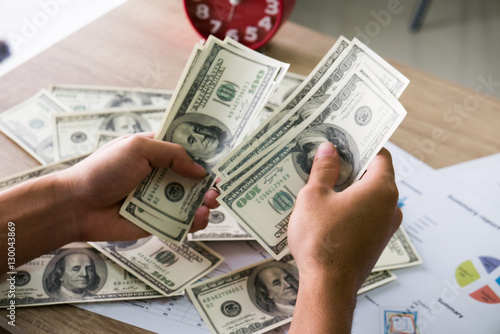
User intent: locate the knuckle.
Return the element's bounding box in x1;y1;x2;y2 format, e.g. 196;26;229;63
125;134;146;149
298;182;329;200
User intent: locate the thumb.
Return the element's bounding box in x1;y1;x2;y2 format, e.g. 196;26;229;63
307;142;340;189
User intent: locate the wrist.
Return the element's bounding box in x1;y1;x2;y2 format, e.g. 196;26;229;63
291;264;358;333
0;172;80;269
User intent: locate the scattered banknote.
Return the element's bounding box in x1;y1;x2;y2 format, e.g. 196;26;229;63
90;236;224;296
95;130;122;148
187;255;396;334
0;243;163;307
373;227;423;271
219;69;407;259
50;85;173;111
189;207;253;241
52;107;165;160
0;154;88;191
120;35;289;245
0;89;70;164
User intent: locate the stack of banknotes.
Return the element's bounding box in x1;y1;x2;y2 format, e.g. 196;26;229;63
0;36;422;334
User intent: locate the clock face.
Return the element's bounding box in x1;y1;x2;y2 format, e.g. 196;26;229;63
184;0;285;50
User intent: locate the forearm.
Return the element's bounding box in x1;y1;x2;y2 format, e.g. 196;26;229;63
0;173;77;273
290;269;358;334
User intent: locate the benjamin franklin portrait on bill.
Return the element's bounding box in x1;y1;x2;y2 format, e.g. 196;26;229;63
101;112;151;135
166;114;232;170
43;248;106;302
247;261;299;317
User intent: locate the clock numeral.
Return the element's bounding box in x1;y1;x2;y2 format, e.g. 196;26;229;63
265;0;280;15
226;29;239;41
258;16;272;31
245;26;258;42
196;3;210;20
210;19;222;34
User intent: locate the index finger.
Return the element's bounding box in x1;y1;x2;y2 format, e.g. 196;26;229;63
127;135;207;179
360;148;396;185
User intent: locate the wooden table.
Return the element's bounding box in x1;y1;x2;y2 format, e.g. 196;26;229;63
1;0;499;332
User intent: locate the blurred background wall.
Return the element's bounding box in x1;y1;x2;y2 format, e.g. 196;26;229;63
289;0;500;99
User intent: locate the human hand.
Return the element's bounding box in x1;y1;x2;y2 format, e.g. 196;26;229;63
58;132;219;242
288;142;402;289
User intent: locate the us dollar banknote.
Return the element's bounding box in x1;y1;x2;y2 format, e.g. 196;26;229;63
219;70;407;259
187;255;395;334
0;243;163;307
120;36;289;244
0;89;71;164
0;154;88;191
213;36;351;178
52;107;165;160
246;72;305;136
189;207;253;241
215;38;410;180
50;85;173;111
95;130;121;148
373;227;423;271
90;236;224;296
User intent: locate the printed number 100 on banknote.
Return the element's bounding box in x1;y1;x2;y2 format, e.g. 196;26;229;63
219;71;407;259
120;37;288;244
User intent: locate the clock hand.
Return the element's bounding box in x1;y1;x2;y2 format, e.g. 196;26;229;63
228;0;241;23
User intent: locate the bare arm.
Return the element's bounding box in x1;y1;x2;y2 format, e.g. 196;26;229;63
288;142;402;333
0;133;219;273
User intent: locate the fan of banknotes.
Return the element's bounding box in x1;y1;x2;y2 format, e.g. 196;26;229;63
0;36;422;334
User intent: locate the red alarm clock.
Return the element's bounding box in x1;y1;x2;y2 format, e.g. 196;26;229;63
184;0;296;50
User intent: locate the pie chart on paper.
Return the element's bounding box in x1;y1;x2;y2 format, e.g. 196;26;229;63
455;256;500;304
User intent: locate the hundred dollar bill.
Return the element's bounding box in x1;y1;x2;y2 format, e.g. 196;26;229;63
90;236;224;296
51;85;173;111
246;72;305;136
0;243;163;307
95;130;122;148
0;154;88;191
188;207;253;241
266;72;306;111
52;107;165;160
120;36;289;244
219;71;407;259
214;36;351;178
216;40;410;180
217;67;399;193
373;227;422;271
0;89;71;164
187;255;395;334
218;66;401;193
359;270;396;293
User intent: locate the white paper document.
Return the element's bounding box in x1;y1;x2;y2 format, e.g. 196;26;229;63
352;143;500;333
438;152;500;208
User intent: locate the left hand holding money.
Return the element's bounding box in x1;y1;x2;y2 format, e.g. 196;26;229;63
61;132;219;241
0;132;218;274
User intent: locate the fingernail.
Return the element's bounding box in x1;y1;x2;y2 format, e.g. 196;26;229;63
194;162;207;176
315;142;335;159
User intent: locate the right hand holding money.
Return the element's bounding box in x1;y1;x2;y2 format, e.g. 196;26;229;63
287;142;402;333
